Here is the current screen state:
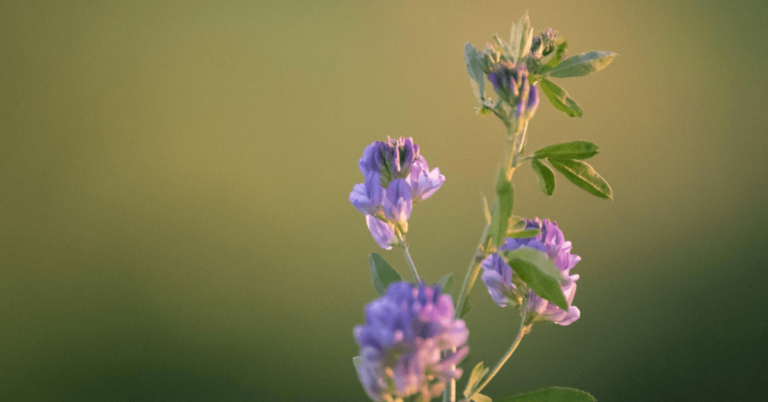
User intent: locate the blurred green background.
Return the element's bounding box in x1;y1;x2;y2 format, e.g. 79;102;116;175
2;0;767;400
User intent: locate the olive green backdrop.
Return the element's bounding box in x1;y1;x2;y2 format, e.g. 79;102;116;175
1;1;767;401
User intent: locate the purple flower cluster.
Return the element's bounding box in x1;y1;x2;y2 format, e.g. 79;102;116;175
354;282;469;401
487;62;539;121
350;137;445;249
481;218;581;326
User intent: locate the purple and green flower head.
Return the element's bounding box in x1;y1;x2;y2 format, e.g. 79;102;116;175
481;217;581;326
487;62;539;121
354;282;469;401
350;137;444;249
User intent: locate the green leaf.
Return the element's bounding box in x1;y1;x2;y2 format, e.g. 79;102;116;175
503;248;568;310
539;41;568;74
534;141;599;160
499;387;596;402
548;51;616;78
508;215;526;233
531;159;556;196
465;43;486;101
515;12;533;61
539;79;583;118
507;229;541;239
464;362;488;397
459;298;472;318
549;158;613;200
369;253;402;296
489;170;514;249
353;356;362;371
506;216;540;238
482;194;492;225
437;274;454;294
471;394;493;402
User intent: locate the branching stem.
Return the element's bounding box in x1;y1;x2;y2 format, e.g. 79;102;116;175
468;305;531;399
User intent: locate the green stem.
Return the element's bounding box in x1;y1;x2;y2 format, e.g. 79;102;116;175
455;121;529;320
510;121;529;170
397;231;420;282
453;222;491;319
449;120;531;402
469;307;531;399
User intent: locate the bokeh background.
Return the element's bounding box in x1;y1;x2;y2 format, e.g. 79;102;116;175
2;0;767;401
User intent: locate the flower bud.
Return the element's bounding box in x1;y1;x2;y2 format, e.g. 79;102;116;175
358;137;421;187
488;63;540;122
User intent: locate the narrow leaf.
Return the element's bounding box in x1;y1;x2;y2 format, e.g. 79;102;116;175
549;158;613;199
508;23;518;61
507;229;541;239
534;141;599;160
471;394;493;402
540;79;583;117
482;194;492;225
464;362;486;397
460;298;472;318
531;159;556;196
549;51;616;78
490;170;514;248
464;43;486;101
369;253;402;296
516;12;532;61
503;248;568;310
499;387;596;402
437;274;454;294
508;215;526;233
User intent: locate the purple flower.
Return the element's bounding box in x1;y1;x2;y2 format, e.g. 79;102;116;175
529;280;580;326
481;253;517;307
481;218;581;326
358;137;421;185
349;172;384;215
366;215;397;250
407;156;445;202
351;137;443;248
354;282;469;401
383;179;412;226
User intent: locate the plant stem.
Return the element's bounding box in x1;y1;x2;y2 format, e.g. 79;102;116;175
448;120;531;402
469;307;531;399
397;231;420;282
453;222;491;320
510;121;529;170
